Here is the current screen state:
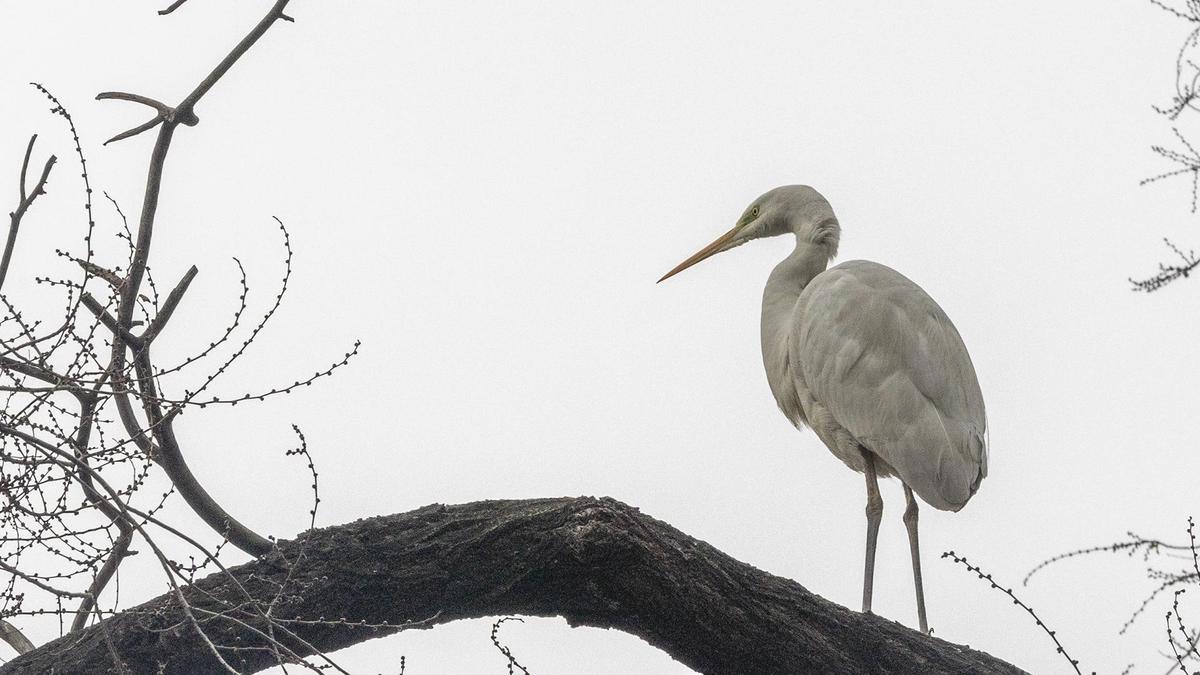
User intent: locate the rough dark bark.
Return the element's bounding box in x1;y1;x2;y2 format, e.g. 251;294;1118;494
1;497;1026;674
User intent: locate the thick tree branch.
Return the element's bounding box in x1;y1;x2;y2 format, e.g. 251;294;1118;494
0;497;1026;675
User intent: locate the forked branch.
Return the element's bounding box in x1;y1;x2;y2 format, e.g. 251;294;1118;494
90;0;296;558
97;0;293;145
1;135;56;290
0;1;351;658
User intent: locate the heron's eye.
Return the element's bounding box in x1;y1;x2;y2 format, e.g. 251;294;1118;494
751;206;760;218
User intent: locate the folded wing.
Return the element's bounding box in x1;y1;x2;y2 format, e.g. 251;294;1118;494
792;260;987;511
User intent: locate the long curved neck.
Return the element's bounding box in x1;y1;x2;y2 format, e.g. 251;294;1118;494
760;239;831;390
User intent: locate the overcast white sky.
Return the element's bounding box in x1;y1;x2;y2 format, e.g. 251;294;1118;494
3;1;1200;673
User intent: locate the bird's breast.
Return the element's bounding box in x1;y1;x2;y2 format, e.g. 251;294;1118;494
761;306;808;429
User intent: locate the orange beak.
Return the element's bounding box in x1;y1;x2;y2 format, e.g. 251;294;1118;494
657;224;742;283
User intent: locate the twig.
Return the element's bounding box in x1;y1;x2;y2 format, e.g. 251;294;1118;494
73;259;123;288
490;617;532;675
284;425;319;530
1150;0;1200;23
1142;128;1200;212
1;135;56;291
139;265;197;345
943;551;1084;675
1131;238;1200;291
80;293;143;350
158;0;191;16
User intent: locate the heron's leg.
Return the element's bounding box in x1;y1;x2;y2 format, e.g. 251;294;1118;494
861;448;883;615
903;484;929;634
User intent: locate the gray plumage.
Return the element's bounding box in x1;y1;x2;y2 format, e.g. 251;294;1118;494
768;258;987;511
660;184;988;634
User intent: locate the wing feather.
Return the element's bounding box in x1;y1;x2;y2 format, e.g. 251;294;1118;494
791;260;987;511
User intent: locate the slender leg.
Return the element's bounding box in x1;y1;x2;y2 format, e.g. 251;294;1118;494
903;484;929;634
861;449;883;615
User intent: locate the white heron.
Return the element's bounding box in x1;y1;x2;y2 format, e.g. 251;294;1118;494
658;185;987;634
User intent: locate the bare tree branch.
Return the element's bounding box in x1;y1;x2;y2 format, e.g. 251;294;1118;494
0;619;34;655
175;0;292;121
1;135;56;291
0;3;343;662
0;498;1026;675
140;265;197;345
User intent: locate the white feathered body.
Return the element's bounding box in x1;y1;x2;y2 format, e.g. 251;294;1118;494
762;251;987;512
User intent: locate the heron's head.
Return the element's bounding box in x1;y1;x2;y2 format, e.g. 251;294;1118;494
658;185;839;283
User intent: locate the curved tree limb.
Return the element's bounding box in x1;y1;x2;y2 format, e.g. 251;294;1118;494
0;497;1026;675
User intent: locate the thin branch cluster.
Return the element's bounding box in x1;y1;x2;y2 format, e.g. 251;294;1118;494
0;2;373;672
1130;237;1199;291
1021;517;1200;673
1135;0;1200;290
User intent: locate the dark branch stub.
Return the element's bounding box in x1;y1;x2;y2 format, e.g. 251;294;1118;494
158;0;191;15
